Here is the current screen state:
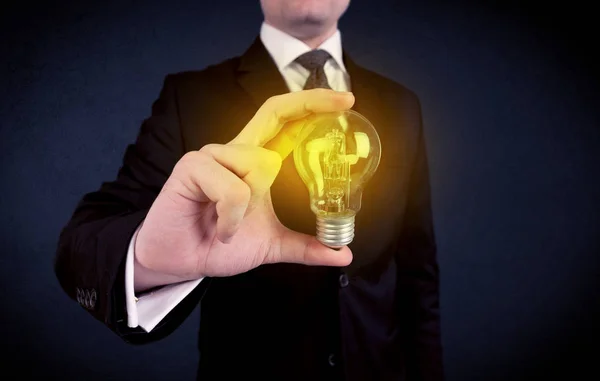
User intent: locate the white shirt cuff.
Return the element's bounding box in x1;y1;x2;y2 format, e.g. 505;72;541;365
125;222;204;332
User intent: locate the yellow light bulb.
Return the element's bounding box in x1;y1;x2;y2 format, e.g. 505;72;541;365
293;110;382;248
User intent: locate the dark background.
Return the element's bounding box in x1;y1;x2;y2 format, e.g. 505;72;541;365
1;0;598;380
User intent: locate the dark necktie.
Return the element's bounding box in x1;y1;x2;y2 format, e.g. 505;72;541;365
294;49;332;90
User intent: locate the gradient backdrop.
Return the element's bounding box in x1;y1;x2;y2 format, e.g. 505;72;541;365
1;0;598;380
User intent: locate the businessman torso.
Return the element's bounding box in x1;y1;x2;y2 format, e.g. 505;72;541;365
56;36;441;381
158;38;439;380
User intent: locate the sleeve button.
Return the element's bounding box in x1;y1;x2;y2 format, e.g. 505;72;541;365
328;353;336;367
339;273;349;288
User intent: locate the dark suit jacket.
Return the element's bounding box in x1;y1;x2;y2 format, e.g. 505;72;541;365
55;37;443;381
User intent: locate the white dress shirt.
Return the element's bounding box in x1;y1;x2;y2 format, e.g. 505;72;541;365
260;22;350;92
125;21;350;332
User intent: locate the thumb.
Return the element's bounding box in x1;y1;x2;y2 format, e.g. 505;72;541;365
271;227;353;267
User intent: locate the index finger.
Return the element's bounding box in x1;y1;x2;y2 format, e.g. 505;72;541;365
230;89;355;147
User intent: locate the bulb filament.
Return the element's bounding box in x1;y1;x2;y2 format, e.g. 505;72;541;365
323;129;350;214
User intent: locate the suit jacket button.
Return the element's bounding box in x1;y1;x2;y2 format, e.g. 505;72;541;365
328;353;336;367
90;289;97;309
339;273;349;288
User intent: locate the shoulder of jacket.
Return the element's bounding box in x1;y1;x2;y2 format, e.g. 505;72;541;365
355;64;420;104
165;57;241;87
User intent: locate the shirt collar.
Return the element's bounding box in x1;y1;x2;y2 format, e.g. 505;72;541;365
259;22;347;73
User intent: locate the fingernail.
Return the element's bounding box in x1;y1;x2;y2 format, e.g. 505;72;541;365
220;234;232;244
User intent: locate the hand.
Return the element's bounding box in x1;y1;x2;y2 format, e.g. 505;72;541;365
134;89;355;291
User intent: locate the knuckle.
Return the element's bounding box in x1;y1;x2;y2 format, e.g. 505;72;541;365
176;151;210;173
263;102;281;118
227;182;251;205
271;109;283;125
264;96;284;120
181;150;202;164
199;143;218;154
265;94;280;107
175;152;194;170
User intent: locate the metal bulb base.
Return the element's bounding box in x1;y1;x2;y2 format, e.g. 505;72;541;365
316;214;355;249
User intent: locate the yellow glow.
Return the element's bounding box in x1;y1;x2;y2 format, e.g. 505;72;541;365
355;132;369;158
293;110;381;218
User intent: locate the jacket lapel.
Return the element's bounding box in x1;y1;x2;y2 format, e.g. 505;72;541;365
236;37;290;107
343;52;385;142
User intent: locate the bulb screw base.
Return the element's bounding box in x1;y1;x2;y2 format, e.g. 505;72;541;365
316;214;355;249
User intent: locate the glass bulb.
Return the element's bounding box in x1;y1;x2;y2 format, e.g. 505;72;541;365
293;110;382;248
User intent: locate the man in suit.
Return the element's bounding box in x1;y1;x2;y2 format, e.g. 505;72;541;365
55;0;443;379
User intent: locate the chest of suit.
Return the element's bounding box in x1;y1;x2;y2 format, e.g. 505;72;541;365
157;38;429;379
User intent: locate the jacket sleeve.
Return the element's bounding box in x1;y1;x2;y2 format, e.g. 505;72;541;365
395;95;444;380
54;74;211;344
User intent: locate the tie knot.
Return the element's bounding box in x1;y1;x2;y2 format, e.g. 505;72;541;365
294;49;332;71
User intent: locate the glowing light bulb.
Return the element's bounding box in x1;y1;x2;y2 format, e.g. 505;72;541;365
293;110;381;248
